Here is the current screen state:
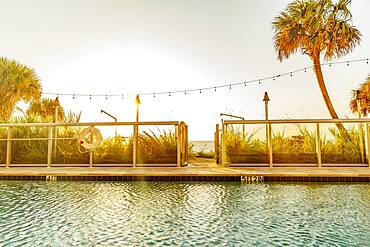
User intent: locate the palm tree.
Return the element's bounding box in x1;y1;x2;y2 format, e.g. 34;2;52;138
27;97;65;121
350;74;370;117
0;57;41;121
272;0;361;131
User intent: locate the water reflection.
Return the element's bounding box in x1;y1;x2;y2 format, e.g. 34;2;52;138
0;181;369;246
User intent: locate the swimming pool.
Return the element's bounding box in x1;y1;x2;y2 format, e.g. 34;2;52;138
0;181;369;246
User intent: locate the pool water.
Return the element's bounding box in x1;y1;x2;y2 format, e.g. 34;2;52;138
0;181;369;246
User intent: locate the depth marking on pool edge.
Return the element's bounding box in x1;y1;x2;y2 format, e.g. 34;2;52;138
46;176;57;181
241;176;264;183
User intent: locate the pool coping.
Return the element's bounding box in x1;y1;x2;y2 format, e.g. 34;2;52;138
0;166;369;182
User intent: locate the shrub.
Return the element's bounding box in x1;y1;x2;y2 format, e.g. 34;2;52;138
225;125;364;164
0;115;178;165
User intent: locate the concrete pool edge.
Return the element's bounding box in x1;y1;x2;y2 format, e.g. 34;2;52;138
0;166;369;182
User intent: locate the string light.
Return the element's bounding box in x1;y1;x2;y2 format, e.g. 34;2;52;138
41;57;369;99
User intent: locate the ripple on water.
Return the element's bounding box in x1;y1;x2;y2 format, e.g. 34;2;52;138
0;181;369;246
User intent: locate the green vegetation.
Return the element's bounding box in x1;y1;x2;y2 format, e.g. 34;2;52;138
350;74;370;117
0;115;177;165
272;0;361;131
0;113;87;164
27;97;65;121
0;72;178;165
138;130;177;164
194;150;214;159
225;126;364;164
188;143;215;159
0;57;41;121
224;127;266;163
94;136;133;164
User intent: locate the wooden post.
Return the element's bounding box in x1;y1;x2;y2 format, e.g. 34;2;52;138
6;127;12;168
221;122;227;165
89;150;93;167
263;92;270;151
242;124;245;140
366;123;370;168
133;124;138;167
356;93;365;163
316;123;322;167
47;127;53;167
180;122;186;166
89;126;94;167
268;123;273;167
133;95;141;167
176;124;181;167
185;124;189;163
53;106;59;162
215;124;220;164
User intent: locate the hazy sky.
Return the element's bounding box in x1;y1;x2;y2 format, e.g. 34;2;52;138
1;0;369;140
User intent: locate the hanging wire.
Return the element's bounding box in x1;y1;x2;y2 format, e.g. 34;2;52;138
42;57;370;99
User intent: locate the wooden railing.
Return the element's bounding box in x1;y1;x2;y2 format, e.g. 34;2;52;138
0;121;188;168
221;118;370;167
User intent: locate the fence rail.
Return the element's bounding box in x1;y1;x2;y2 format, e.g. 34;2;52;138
221;118;370;168
0;121;188;168
0;121;179;128
224;118;370;124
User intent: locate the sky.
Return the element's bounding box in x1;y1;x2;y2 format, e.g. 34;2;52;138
1;0;369;140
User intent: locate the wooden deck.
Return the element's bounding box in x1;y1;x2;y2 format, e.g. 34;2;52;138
0;166;369;179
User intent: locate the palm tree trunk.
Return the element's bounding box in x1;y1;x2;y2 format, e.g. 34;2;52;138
312;54;346;132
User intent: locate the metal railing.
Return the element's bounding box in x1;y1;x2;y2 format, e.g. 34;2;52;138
221;118;370;167
0;121;188;168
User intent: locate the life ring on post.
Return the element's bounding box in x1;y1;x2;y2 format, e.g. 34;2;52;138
79;127;103;149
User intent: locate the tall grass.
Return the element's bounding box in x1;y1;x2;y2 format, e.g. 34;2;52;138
225;125;364;164
0;115;177;165
138;130;177;164
225;127;267;163
94;136;132;164
188;143;215;159
321;127;362;163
